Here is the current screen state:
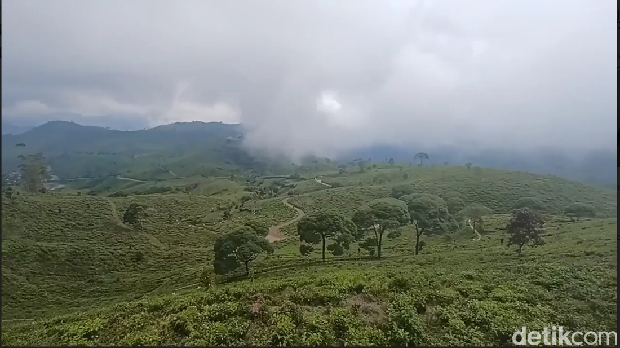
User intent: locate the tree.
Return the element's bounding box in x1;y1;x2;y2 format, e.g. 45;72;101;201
18;153;49;193
357;160;366;173
563;202;596;219
512;197;547;212
352;198;410;258
414;152;429;165
456;204;493;233
391;184;416;199
388;158;395;165
465;162;473;169
297;212;357;261
506;208;545;255
404;195;452;255
445;196;465;215
242;219;269;237
4;187;14;201
213;226;274;276
122;203;147;229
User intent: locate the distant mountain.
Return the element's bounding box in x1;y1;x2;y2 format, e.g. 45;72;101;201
1;113;150;131
2;120;616;188
1;122;34;135
0;121;284;180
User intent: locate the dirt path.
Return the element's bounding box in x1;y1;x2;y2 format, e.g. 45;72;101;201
158;165;184;179
266;197;305;243
115;175;147;183
107;199;130;229
467;218;482;241
315;177;332;187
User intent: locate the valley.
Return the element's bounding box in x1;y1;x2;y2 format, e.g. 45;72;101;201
1;147;617;345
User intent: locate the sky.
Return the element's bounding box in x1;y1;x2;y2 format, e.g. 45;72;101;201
2;0;617;159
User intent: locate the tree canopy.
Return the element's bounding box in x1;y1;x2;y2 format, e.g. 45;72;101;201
506;208;545;255
563;202;597;219
405;195;452;254
352;198;409;258
297;211;357;260
214;226;274;276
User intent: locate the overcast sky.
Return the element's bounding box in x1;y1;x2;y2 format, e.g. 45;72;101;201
2;0;617;159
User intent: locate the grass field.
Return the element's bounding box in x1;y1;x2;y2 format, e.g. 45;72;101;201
1;165;617;346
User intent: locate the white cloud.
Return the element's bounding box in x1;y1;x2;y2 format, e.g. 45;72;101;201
2;0;616;157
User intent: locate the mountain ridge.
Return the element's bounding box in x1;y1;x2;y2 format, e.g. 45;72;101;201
1;120;616;187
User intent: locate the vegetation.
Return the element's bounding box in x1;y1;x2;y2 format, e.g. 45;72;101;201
298;212;357;260
214;226;274;276
0;133;617;346
2;216;616;346
505;208;546;255
352;198;410;258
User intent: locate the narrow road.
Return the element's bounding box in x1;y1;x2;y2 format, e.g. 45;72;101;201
266;197;305;243
115;175;146;183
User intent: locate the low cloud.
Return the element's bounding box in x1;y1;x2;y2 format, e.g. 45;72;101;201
2;0;616;158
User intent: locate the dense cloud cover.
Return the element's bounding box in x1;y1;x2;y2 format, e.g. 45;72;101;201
2;0;617;159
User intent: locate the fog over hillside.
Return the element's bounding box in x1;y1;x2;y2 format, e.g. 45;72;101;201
2;0;616;161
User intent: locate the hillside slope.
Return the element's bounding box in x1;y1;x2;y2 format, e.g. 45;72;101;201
308;166;617;216
1;194;296;320
2;217;616;346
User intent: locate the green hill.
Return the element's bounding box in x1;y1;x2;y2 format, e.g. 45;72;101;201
1;194;296;320
1;121;308;179
294;166;617;217
2;217;616;346
1;163;617;346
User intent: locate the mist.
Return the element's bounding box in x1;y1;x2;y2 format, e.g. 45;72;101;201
2;0;617;160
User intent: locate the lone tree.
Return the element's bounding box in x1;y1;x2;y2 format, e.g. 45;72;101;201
456;204;493;233
388;158;395;165
404;195;452;255
512;197;547;213
563;202;597;220
414;152;429;166
213;226;274;276
122;203;147;229
465;162;473;169
297;211;357;261
506;208;545;255
352;198;410;258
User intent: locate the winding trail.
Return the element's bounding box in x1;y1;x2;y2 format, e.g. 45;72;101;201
266;197;305;243
467;218;482;241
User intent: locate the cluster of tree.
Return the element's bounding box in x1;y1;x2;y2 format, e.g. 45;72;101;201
297;193;467;260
